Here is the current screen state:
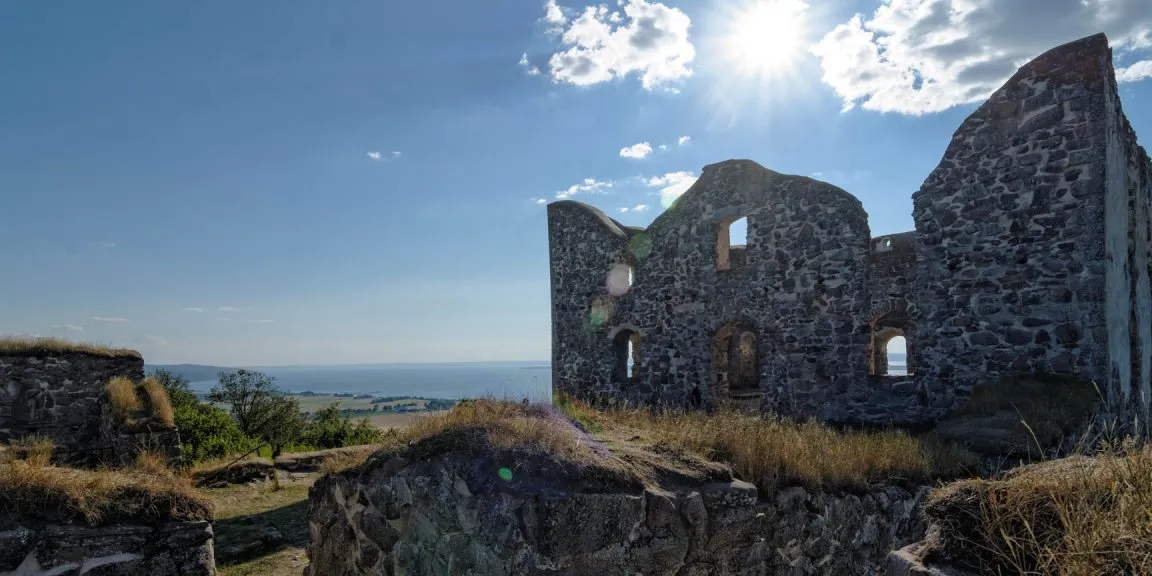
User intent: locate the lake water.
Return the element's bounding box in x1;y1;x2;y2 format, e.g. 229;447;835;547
188;359;909;399
189;361;554;400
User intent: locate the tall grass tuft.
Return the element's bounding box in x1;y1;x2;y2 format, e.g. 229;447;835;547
10;434;56;467
141;376;175;426
106;376;142;423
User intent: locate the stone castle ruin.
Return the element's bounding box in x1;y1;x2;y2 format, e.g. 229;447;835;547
547;34;1152;427
0;344;181;466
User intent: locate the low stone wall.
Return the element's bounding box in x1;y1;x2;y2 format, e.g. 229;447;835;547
0;352;144;465
305;451;931;576
0;521;215;576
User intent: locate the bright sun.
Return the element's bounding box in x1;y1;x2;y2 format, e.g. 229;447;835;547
723;0;808;77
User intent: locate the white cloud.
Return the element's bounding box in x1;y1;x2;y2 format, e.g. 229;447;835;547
677;135;690;146
555;177;614;199
619;141;653;159
183;307;204;313
658;144;668;151
367;151;401;161
217;305;250;312
248;319;275;324
519;52;543;76
51;324;84;332
542;0;567;33
1118;59;1152;82
143;335;168;346
547;0;695;91
531;197;548;204
96;241;116;248
811;0;1152;115
90;316;129;323
645;170;698;205
619;203;650;213
216;317;234;322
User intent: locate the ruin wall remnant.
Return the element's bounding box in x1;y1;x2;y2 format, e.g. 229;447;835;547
547;33;1152;427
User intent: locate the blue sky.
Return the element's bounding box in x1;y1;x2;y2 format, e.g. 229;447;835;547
2;0;1151;365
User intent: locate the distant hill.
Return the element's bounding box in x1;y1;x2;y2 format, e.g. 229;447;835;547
145;364;237;382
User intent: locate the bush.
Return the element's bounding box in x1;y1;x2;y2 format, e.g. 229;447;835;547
174;401;258;464
10;435;56;467
302;403;386;449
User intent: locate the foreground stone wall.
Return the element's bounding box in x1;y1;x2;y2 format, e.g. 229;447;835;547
0;352;143;465
0;521;215;576
306;450;930;576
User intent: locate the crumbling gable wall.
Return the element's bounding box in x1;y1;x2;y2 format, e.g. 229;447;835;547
549;160;877;419
912;33;1152;422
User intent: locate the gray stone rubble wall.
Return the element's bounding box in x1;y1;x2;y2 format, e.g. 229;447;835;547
548;33;1152;428
0;353;143;465
305;451;930;576
0;521;215;576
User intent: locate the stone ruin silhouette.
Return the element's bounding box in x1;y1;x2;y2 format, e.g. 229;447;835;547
547;33;1152;427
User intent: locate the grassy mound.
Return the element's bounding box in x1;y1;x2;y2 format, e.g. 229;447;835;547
0;336;141;359
0;459;212;528
934;374;1100;457
925;445;1152;575
347;400;649;492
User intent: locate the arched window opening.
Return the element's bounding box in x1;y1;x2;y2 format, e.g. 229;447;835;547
887;336;908;376
712;323;760;396
716;216;749;271
613;329;641;382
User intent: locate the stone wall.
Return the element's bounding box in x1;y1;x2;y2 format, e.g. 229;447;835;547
548;33;1151;429
0;521;215;576
550;160;900;422
911;33;1152;424
305;450;930;576
0;352;143;465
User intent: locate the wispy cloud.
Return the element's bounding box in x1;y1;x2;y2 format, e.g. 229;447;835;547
217;305;251;312
645;171;698;206
216;317;234;322
247;319;275;324
96;241;116;248
518;52;542;76
183;307;204;313
90;316;130;323
619;142;653;159
658;144;668;151
617;203;650;213
554;177;613;200
678;135;690;146
530;197;549;204
366;151;401;161
51;324;84;332
143;335;169;346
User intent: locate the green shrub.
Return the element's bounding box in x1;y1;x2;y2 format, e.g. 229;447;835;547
174;401;258;464
302;403;385;449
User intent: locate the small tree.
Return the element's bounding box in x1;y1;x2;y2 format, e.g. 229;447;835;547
149;368;199;410
208;370;303;457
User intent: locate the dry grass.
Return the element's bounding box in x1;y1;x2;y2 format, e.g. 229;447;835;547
129;449;173;476
107;375;143;422
0;460;212;527
580;403;977;494
0;336;140;359
928;443;1152;575
142;376;175;425
9;435;56;467
316;445;383;476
